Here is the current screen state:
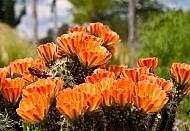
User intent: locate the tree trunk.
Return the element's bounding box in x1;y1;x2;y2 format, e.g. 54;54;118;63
128;0;136;67
52;0;58;43
32;0;38;48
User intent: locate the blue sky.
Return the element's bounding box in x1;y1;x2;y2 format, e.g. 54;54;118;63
16;0;190;39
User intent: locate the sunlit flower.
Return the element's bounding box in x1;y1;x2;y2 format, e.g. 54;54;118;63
85;69;115;84
136;57;158;73
97;78;115;107
121;67;149;82
22;71;39;83
0;69;6;90
32;59;47;70
114;78;134;90
22;77;63;101
108;65;128;78
111;88;133;107
10;58;34;77
97;78;115;91
87;22;109;37
108;78;134;107
16;92;50;124
77;47;112;68
56;88;87;120
139;73;173;94
74;38;103;55
67;26;86;33
183;84;190;96
1;66;13;78
170;63;190;86
2;78;26;104
57;31;85;56
101;89;112;107
37;42;58;65
74;83;102;112
99;30;120;47
87;22;120;50
133;81;168;114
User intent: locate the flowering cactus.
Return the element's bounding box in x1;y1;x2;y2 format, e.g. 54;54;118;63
0;22;189;130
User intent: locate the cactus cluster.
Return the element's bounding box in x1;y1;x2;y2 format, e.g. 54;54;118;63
0;22;189;131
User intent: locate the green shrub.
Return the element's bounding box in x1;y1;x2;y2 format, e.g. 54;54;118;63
137;10;190;79
0;23;37;67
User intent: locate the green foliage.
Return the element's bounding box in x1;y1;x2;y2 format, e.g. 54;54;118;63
0;0;26;27
0;23;37;67
68;0;110;24
68;0;163;40
137;11;190;79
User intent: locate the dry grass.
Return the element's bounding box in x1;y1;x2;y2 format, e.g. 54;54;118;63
0;23;37;67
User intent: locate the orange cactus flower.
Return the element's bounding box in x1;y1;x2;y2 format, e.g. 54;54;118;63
100;78;134;107
37;42;58;65
183;84;190;96
103;78;133;107
22;71;39;83
108;65;128;78
101;89;112;107
2;78;26;104
170;63;190;86
10;58;34;77
0;69;6;90
16;92;50;124
114;78;134;91
57;31;86;55
22;77;63;100
133;81;168;114
136;57;158;73
84;35;102;44
77;47;112;68
121;67;149;83
1;66;13;78
74;38;103;56
97;78;115;91
99;30;120;47
74;83;102;112
87;22;109;37
87;22;120;49
111;88;133;107
139;74;173;94
85;69;115;84
32;59;47;70
67;26;86;34
56;88;87;120
97;78;115;107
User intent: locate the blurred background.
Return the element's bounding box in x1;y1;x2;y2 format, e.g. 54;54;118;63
0;0;190;128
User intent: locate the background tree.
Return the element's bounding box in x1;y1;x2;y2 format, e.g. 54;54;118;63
68;0;163;40
32;0;38;47
0;0;26;28
51;0;58;43
68;0;110;24
128;0;136;67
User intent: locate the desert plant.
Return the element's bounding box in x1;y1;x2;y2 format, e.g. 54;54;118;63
0;22;190;131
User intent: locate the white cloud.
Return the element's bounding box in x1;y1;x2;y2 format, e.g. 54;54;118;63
16;0;73;39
